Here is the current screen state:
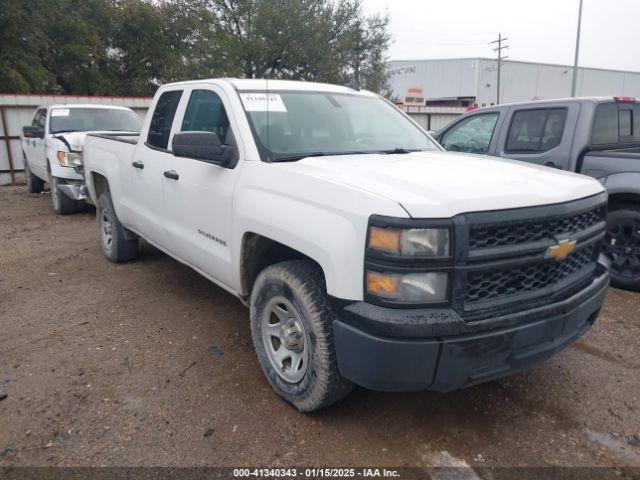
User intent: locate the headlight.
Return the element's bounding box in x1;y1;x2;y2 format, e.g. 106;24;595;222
366;270;448;303
56;151;82;167
368;226;450;257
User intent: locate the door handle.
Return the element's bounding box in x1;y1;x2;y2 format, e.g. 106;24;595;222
163;170;179;180
132;160;144;169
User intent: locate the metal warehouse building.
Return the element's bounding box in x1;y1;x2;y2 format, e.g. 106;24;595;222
387;58;640;108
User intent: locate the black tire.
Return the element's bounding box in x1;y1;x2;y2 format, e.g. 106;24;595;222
50;176;78;215
97;191;139;263
24;159;44;194
250;260;354;412
605;207;640;291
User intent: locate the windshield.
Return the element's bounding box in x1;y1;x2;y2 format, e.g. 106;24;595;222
49;108;142;134
239;91;439;161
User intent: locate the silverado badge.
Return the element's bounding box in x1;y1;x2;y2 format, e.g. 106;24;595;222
546;239;577;261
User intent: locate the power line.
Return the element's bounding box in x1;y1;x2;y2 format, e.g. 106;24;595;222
394;39;491;46
489;33;509;104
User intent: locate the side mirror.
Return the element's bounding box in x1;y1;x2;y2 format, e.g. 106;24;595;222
23;126;44;139
172;131;237;168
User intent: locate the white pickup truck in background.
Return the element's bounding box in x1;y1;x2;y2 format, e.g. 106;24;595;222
21;104;142;214
83;79;610;412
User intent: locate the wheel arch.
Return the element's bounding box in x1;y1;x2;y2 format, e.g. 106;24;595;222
90;172;111;205
239;233;326;299
605;173;640;211
608;191;640;211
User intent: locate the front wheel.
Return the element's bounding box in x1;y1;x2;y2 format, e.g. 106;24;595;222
51;176;78;215
25;160;44;194
250;260;353;412
604;208;640;291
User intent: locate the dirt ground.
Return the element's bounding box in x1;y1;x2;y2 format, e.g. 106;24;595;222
1;185;640;471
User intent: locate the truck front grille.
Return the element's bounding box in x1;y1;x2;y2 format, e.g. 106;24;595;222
465;244;599;304
458;194;607;319
469;205;606;250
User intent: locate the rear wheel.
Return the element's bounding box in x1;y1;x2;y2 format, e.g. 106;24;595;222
97;192;139;263
51;176;78;215
604;207;640;291
250;260;353;412
24;160;44;194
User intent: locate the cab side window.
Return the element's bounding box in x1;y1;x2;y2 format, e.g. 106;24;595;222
506;108;567;153
147;90;183;150
441;113;499;153
181;90;230;143
32;109;46;129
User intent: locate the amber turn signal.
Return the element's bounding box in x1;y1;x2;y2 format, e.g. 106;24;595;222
366;271;399;297
368;227;401;253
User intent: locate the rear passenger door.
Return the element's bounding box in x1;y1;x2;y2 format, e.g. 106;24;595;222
162;85;243;288
128;88;184;247
495;104;580;170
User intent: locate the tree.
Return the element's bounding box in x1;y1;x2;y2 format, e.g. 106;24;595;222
0;0;391;96
205;0;391;91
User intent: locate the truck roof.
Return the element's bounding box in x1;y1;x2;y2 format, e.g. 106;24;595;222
39;104;135;111
162;78;378;96
484;96;629;109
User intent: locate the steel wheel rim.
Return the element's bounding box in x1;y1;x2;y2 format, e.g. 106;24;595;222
51;177;59;210
261;296;309;383
605;222;640;279
101;209;113;252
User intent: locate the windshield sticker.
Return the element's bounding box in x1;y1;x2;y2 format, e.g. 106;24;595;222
51;109;70;117
240;93;287;112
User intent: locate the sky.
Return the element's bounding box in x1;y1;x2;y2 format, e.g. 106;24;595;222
360;0;640;72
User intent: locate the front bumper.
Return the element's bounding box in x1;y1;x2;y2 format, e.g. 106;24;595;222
57;180;89;202
332;262;609;392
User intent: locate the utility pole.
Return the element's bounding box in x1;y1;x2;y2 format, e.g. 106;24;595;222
571;0;584;97
489;33;509;104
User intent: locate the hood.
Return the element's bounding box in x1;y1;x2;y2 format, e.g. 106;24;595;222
51;130;136;152
277;151;605;218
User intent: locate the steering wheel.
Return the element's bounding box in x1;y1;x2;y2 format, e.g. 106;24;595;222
465;138;480;152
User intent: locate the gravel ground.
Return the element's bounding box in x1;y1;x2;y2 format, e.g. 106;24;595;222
1;185;639;470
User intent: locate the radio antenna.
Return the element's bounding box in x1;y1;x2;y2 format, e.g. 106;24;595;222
266;74;271;162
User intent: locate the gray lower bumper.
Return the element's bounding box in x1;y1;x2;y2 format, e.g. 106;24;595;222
58;183;89;202
333;267;609;392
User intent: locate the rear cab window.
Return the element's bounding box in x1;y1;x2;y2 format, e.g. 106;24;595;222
147;90;183;150
505;108;567;153
592;101;640;146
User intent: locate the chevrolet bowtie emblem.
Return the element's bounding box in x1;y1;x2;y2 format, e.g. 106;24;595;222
546;239;577;261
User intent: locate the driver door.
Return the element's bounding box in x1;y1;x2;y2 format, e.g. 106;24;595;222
162;85;243;287
26;108;47;178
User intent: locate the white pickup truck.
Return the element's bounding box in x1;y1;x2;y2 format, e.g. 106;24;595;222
83;79;610;412
21;104;142;214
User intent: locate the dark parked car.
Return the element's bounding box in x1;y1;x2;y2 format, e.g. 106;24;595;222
435;97;640;291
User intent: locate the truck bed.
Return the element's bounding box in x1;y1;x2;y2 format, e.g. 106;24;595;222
83;132;139;207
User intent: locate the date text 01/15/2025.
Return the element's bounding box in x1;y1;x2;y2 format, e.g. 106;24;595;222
232;468;400;477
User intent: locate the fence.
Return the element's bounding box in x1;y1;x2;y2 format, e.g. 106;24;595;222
0;94;152;185
401;105;467;132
